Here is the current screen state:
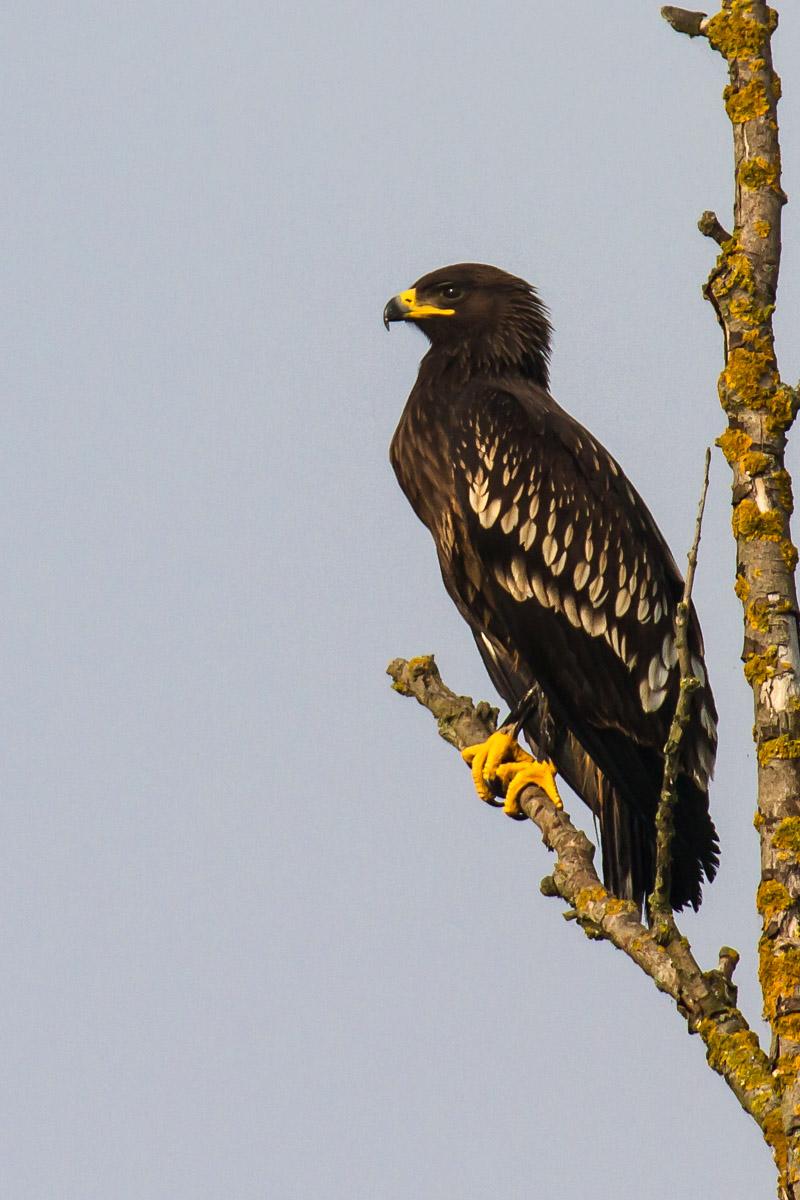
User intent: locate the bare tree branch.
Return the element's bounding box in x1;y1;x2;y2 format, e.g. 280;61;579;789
698;209;733;245
660;7;710;37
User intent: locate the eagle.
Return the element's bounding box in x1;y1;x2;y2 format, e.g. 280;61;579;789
385;263;719;912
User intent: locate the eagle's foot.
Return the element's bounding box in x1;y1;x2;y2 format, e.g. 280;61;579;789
461;731;527;806
461;731;560;819
495;758;562;817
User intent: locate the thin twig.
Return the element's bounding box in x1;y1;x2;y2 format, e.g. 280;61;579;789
649;447;712;938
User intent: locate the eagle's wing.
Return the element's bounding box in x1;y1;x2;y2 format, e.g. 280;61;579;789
440;379;718;908
447;379;716;777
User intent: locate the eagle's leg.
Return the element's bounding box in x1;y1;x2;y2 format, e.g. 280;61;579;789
503;684;542;740
461;730;562;820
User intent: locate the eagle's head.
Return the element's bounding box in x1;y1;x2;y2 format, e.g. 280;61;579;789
383;263;552;386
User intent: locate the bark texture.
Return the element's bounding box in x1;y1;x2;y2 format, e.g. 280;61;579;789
664;3;800;1192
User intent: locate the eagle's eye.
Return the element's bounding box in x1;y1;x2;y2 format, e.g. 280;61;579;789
439;284;464;301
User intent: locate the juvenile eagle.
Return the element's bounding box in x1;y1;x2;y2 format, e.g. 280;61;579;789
385;263;719;911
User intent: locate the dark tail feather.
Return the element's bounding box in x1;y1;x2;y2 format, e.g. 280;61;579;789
669;775;720;911
597;785;654;911
598;776;719;914
539;724;657;913
599;774;719;914
467;629;719;914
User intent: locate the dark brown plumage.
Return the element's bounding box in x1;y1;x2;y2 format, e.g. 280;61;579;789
385;263;719;911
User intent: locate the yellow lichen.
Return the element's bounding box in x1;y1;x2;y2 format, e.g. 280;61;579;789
774;1049;800;1091
758;737;800;767
776;1015;800;1045
696;1019;781;1153
711;235;756;303
764;1110;789;1183
738;155;782;192
702;1024;764;1080
734;573;750;603
772;817;800;859
741;451;771;476
732;499;784;542
728;295;775;326
781;539;799;572
772;469;794;514
757;878;792;924
575;885;607;909
724;78;771;123
729;296;754;323
744;645;779;686
705;6;769;57
754;219;771;238
759;941;800;1023
743;314;777;338
717;427;752;464
747;598;772;633
766;385;798;435
746;596;793;635
720;341;777;408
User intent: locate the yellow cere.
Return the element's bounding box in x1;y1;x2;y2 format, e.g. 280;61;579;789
397;287;455;319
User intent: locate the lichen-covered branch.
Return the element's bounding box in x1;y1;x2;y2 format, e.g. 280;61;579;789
664;3;800;1193
650;449;711;936
387;654;780;1140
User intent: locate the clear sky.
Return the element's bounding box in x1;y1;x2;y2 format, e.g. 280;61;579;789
3;2;800;1197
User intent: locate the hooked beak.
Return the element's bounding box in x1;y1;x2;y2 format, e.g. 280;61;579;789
383;287;455;330
383;294;407;330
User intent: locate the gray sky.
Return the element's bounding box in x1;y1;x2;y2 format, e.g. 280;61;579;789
3;2;800;1197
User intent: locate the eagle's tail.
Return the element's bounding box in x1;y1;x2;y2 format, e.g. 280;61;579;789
669;775;720;911
597;773;718;914
596;782;652;910
469;630;719;914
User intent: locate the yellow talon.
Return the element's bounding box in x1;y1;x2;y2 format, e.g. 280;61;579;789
461;730;532;804
495;759;562;817
461;730;559;817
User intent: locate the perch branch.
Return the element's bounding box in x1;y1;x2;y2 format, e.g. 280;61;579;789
388;654;780;1139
